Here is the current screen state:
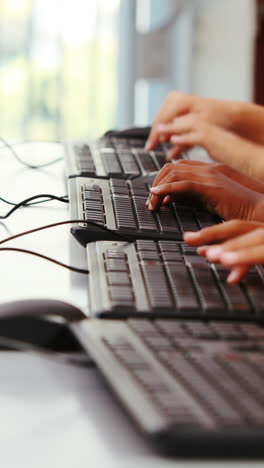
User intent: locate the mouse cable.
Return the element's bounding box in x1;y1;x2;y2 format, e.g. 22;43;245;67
0;194;69;219
0;136;63;169
0;336;95;368
0;219;133;246
0;247;89;274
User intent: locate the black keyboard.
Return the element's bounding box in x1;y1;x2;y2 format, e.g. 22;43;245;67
69;176;221;246
64;134;171;178
85;240;264;320
72;318;264;456
64;132;209;178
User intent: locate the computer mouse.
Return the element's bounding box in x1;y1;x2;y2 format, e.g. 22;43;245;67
0;299;85;321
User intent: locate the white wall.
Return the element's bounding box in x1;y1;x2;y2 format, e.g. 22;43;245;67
192;0;256;102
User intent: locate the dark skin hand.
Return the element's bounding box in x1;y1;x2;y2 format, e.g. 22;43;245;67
146;160;264;222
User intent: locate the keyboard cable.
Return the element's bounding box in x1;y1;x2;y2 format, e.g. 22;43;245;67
0;136;63;169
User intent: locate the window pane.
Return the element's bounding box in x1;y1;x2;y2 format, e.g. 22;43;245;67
0;0;120;140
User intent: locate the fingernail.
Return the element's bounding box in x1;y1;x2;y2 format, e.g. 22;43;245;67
148;202;154;211
227;270;239;284
184;232;199;240
171;135;183;144
221;252;240;265
206;246;223;261
150;187;159;194
197;246;207;256
145;140;150;151
157;124;167;132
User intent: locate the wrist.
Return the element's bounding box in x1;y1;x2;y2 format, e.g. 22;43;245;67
252;197;264;223
227;101;245;131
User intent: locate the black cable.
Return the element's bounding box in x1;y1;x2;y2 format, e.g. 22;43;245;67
0;136;63;169
0;194;69;219
0;336;94;368
0;219;133;245
0;194;68;207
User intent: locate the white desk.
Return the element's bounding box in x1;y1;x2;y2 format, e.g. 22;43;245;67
0;143;262;467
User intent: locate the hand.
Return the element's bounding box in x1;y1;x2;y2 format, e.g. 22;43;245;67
184;220;264;283
146;92;239;156
149;118;264;181
146;92;264;157
146;160;264;222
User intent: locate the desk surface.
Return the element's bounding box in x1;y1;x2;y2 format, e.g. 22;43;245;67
0;143;262;467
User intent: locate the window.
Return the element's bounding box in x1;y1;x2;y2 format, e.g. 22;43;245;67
0;0;120;140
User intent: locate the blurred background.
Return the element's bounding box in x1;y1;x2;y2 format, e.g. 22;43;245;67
0;0;260;141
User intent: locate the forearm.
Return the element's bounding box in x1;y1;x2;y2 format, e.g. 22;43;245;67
232;102;264;145
204;127;264;182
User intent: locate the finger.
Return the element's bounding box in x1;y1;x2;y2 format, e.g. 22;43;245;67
196;245;209;256
166;145;185;161
226;266;249;284
146;93;192;150
220;244;264;267
159;133;170;143
149;180;210;212
157;115;196;136
210;227;264;255
172;160;212;167
183;220;260;247
170;131;204;148
162;195;171;204
146;164;173;207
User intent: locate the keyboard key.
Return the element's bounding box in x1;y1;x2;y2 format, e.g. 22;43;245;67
214;265;252;315
141;263;173;309
138;250;160;261
189;263;227;314
83;190;102;201
190;355;264;425
132;196;158;231
243;272;264;315
135;240;157;251
144;335;173;351
129;138;146;148
112;196;137;230
107;271;130;286
84;211;105;224
105;250;127;259
240;324;264;340
156;320;191;338
163;355;244;426
196;210;221;229
174;207;199;232
118;151;140;176
153;152;166;169
159;241;180;252
137;151;157;172
156;206;180;234
165;263;200;312
83;200;102;211
109;286;134;302
105;258;127;272
128;319;159;336
184;322;218;339
210;323;245;340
